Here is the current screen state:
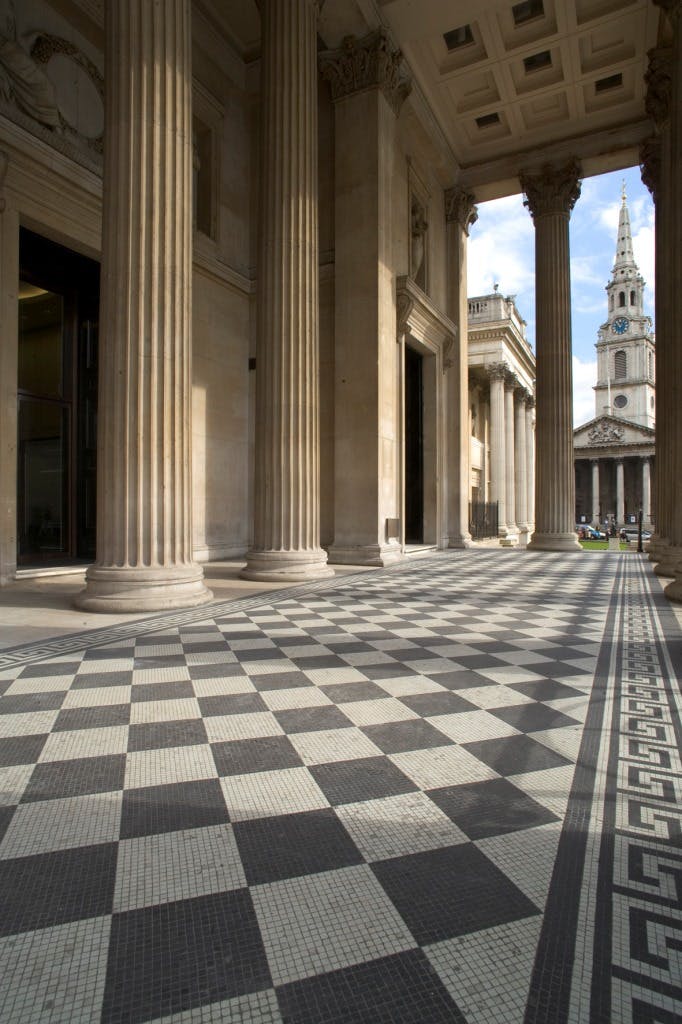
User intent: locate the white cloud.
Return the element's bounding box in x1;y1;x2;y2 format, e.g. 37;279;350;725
467;195;535;315
573;354;597;427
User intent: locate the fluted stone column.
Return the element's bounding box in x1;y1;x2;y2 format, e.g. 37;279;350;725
615;460;625;525
591;460;600;526
444;187;477;548
515;388;529;536
77;0;211;611
521;162;582;552
488;364;507;537
503;374;518;543
654;1;682;599
242;0;332;582
525;396;535;533
642;457;652;526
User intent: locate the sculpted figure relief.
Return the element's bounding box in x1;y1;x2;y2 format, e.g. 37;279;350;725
0;0;60;130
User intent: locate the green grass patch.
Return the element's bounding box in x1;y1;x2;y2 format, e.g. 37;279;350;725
579;540;609;550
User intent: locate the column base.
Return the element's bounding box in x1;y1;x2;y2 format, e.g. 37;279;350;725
447;533;474;550
500;531;519;547
664;572;682;603
241;548;334;582
527;532;582;552
75;564;213;613
327;541;403;567
654;545;682;579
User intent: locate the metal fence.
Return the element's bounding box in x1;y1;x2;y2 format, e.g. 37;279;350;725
469;501;499;540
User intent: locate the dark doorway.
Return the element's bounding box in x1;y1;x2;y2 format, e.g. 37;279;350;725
404;344;423;543
17;229;99;566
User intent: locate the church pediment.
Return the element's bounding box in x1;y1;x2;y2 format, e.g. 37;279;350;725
574;415;655;449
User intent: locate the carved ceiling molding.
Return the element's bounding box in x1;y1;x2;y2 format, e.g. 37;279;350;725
444;186;478;235
319;29;412;118
520;160;582;221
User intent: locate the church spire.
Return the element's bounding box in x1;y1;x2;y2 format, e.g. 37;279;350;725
612;181;638;276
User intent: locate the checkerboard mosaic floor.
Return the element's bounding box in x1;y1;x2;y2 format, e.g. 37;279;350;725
0;549;680;1024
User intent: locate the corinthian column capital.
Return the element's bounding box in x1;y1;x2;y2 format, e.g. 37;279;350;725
444;186;478;234
645;46;673;128
640;136;661;200
520;161;581;221
653;0;681;27
319;29;412;116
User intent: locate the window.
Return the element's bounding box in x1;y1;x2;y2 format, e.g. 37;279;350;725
614;394;628;409
614;350;627;380
523;50;551;73
649;352;654;379
444;24;473;50
619;291;625;307
512;0;544;26
630;290;635;306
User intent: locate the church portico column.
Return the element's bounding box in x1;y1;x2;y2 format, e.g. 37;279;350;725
488;364;508;538
615;459;625;525
77;0;211;611
515;387;529;536
444;186;477;548
525;396;535;533
242;0;332;582
503;373;518;544
521;162;582;552
591;460;600;527
642;457;652;527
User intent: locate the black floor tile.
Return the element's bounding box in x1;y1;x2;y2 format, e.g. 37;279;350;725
429;777;558;840
188;662;246;681
131;681;194;702
490;703;580;733
0;691;66;714
133;655;187;670
72;671;133;689
233;808;363;885
362;718;454;755
181;640;231;654
274;706;352;734
399;691;477;717
83;648;134;662
18;662;81;678
22;754;127;802
212;735;303;776
0;733;48;767
449;654;506;670
361;664;415;680
310;756;417;806
120;778;229;839
372;843;538;944
462;733;572;776
528;660;587;679
425;669;498;690
0;843;117;935
0;805;15;843
236;647;287;663
276;949;465;1023
101;889;270;1024
198;692;267;717
251;671;315;691
127;718;208;752
293;655;347;670
319;681;386;703
510;680;584;701
53;705;131;732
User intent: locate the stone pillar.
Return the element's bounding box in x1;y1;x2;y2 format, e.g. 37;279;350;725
488;364;508;537
322;30;411;566
525;396;535;533
521;162;582;552
503;373;518;543
0;157;18;586
642;457;652;526
654;1;682;599
515;387;529;536
77;0;211;611
615;460;625;525
444;186;477;548
591;459;600;526
242;0;332;581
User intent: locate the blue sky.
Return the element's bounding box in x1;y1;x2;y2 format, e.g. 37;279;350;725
467;166;655;427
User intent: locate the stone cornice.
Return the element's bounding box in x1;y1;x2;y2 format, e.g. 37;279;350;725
319;29;412;117
520;160;581;220
395;276;457;370
645;47;673;129
444;186;478;235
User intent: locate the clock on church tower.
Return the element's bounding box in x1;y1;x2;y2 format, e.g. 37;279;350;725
594;185;655;429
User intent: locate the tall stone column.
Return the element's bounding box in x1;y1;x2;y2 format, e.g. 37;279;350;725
321;30;411;566
642;457;652;526
591;459;600;526
615;460;625;525
653;1;682;599
242;0;332;581
514;387;529;536
503;374;518;543
521;162;582;551
525;396;535;532
444;187;477;548
77;0;211;611
488;364;507;537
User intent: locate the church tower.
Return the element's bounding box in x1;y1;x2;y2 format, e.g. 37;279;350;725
594;185;655;428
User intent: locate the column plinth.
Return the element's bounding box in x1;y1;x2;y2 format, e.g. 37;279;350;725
521;162;582;552
77;0;211;612
242;0;332;583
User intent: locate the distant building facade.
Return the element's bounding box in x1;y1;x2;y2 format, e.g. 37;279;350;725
468;288;536;545
574;188;655;529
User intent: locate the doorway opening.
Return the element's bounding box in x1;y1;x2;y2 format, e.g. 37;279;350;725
404;344;424;543
17;228;99;566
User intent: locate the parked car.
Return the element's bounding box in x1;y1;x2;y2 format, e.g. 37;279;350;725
620;528;652;542
576;525;606;540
